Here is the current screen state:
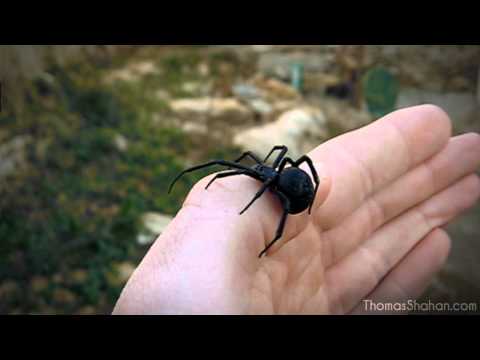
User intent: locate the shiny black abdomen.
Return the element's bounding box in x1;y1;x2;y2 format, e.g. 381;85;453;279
276;167;314;214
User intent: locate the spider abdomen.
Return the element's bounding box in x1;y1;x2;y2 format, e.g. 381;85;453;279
276;167;314;214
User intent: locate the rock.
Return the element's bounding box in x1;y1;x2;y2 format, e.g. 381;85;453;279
169;98;253;125
233;78;300;101
181;82;203;94
106;261;136;287
30;276;49;293
248;99;273;115
197;62;210;77
113;134;128;152
52;288;77;304
396;88;478;128
0;135;30;179
137;212;173;245
258;52;334;80
271;100;299;114
104;61;159;83
233;107;328;160
232;81;298;117
232;83;261;100
252;77;300;100
180;121;209;136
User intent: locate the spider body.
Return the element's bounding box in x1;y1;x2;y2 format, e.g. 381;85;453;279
168;145;319;258
276;167;314;214
252;164;278;181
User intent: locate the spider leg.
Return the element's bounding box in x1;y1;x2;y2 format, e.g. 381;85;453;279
234;151;263;165
168;160;253;194
226;151;263;170
239;177;275;215
294;155;320;214
205;170;251;190
259;191;290;258
277;157;295;172
263;145;288;167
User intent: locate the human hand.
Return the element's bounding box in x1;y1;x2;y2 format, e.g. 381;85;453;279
113;105;480;314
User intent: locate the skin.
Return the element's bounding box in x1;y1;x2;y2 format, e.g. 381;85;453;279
113;105;480;314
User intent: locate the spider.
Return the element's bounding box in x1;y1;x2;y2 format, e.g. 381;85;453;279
168;145;320;258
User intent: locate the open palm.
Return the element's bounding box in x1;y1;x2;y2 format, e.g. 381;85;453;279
114;105;480;314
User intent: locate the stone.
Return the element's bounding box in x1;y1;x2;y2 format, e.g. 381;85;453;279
105;61;159;83
232;83;262;100
30;276;49;293
252;77;300;100
248;99;273;115
169;98;253;125
181;81;202;94
180;121;209;136
271;100;299;114
0;135;30;179
113;134;128;152
137;212;173;245
233;107;328;160
197;62;210;77
258;52;334;80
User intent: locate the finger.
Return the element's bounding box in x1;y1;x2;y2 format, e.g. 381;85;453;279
350;228;451;315
326;174;480;314
308;105;452;229
323;132;480;267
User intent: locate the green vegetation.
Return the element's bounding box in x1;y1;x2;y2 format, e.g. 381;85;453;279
0;48;243;314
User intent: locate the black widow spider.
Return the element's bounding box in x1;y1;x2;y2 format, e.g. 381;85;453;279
168;145;320;258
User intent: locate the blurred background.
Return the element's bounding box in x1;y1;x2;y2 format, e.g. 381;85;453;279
0;45;479;315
